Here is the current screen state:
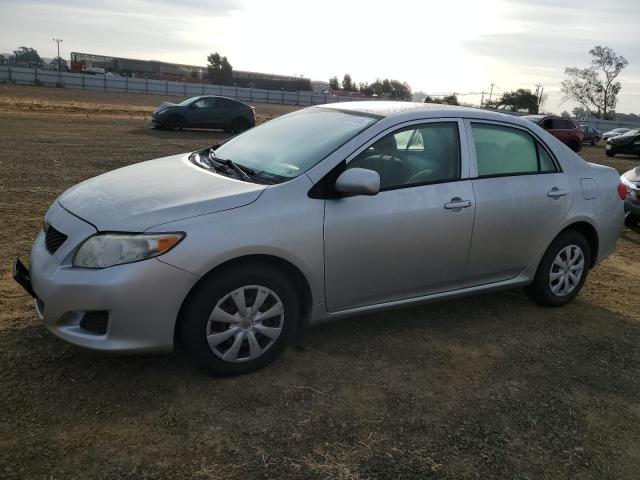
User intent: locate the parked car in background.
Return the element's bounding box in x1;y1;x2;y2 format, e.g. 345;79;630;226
14;102;625;375
606;129;640;158
621;166;640;226
521;115;584;152
581;125;601;145
602;127;630;140
151;95;256;132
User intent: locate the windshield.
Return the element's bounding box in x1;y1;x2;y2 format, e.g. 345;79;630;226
178;97;197;106
213;108;378;181
620;129;640;136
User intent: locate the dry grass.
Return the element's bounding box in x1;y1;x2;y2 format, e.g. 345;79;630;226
0;85;639;479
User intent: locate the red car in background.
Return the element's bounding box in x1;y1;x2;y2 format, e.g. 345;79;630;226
522;115;585;152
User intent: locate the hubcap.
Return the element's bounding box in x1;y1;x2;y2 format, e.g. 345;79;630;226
549;244;585;297
206;285;284;363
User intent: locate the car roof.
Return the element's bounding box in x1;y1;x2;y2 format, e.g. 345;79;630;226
319;101;532;125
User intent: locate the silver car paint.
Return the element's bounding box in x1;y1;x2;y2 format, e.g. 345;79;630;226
28;102;624;352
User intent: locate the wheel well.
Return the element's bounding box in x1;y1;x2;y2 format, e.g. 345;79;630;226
560;221;599;267
173;255;313;350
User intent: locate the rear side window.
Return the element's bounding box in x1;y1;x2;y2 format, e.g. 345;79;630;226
471;123;558;177
217;98;239;108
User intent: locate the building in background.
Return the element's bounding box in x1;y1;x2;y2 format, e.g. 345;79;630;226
70;52;311;91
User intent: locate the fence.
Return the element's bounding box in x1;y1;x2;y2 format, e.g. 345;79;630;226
0;66;373;107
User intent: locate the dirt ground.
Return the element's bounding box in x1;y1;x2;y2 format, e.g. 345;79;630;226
1;85;639;480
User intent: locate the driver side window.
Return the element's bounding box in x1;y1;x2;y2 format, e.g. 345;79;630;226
193;97;217;108
346;122;460;190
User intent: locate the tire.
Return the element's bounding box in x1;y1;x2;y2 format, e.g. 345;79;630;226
168;114;186;131
605;149;615;157
180;262;300;376
231;117;250;133
568;140;580;152
625;213;640;227
524;230;591;307
591;138;598;145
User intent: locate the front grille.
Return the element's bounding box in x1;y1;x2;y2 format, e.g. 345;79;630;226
45;225;68;254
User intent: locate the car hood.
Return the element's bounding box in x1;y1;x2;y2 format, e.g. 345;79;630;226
610;134;636;145
623;166;640;183
153;102;178;113
58;154;266;231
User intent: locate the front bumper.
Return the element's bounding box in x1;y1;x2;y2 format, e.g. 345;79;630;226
23;202;199;353
624;192;640;215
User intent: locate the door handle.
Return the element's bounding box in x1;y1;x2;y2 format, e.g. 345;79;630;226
547;188;568;198
444;198;472;210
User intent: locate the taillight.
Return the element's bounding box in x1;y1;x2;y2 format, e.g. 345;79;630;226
618;182;628;200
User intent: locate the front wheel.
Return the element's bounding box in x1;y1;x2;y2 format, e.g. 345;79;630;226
180;263;300;376
524;231;591;307
605;149;615;157
625;213;640;227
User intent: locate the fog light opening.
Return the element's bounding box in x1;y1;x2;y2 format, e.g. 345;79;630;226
79;311;109;335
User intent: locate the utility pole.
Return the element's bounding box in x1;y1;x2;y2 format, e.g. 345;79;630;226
537;86;544;113
535;84;542;113
52;38;63;71
488;83;495;102
480;91;486;108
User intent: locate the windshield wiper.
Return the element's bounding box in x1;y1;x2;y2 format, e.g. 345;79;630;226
207;148;256;182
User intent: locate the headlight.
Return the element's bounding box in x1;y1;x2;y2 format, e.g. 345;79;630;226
73;233;184;268
621;175;638;192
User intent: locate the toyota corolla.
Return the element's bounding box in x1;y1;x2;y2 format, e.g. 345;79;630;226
13;102;625;375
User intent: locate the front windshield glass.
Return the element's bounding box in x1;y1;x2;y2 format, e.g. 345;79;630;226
620;129;639;136
213;108;378;180
178;97;197;106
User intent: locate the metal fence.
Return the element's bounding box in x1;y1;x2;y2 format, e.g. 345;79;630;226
0;66;373;107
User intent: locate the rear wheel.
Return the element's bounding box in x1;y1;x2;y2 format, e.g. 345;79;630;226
625;213;640;227
180;263;299;376
568;140;580;152
591;138;598;145
605;149;615;157
524;230;591;307
231;117;250;133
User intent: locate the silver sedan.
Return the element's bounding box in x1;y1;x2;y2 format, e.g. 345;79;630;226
14;102;625;375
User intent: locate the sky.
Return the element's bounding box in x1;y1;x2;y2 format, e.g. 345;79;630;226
1;0;639;113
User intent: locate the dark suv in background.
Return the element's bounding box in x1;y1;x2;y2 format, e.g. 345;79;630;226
151;95;256;132
522;115;584;152
581;125;602;145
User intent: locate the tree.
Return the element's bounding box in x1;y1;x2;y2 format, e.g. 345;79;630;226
358;82;372;96
368;78;411;100
49;56;67;70
0;55;6;66
490;88;539;113
423;95;435;103
329;76;340;90
560;110;571;118
572;106;591;119
561;46;628;119
207;52;233;85
441;94;459;106
342;73;354;92
10;46;42;67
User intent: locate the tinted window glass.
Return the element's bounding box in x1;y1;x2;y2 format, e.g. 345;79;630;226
216;98;239;108
566;120;576;129
194;97;216;108
214;108;377;179
347;122;460;190
472;123;538;176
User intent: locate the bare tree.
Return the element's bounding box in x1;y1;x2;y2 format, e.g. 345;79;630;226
561;46;628;119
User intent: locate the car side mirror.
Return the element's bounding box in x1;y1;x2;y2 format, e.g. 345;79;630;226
335;168;380;196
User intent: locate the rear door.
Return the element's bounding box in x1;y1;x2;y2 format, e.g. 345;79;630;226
463;120;571;286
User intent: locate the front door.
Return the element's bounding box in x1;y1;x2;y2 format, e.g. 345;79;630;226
187;97;220;127
323;120;476;312
464;120;572;286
